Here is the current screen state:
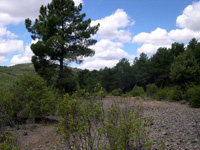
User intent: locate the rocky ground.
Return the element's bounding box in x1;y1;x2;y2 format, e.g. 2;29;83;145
10;97;200;150
142;99;200;150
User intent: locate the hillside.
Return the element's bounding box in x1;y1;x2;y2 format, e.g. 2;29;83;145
0;63;35;89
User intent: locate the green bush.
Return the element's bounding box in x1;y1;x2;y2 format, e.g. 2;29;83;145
0;129;19;150
131;85;145;97
0;88;18;126
0;74;58;125
57;85;154;149
186;85;200;108
111;88;122;96
146;84;158;98
121;92;132;98
9;74;57;122
104;103;153;149
155;89;167;100
167;86;182;101
57;88;105;149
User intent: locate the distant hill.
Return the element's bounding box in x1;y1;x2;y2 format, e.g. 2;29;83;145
0;63;36;89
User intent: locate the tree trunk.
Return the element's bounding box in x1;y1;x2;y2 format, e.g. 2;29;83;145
60;57;63;71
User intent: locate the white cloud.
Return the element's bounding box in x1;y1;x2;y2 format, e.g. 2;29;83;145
78;39;132;70
74;0;83;6
137;44;171;56
78;60;119;70
133;1;200;56
0;27;7;38
10;40;37;66
0;40;23;56
6;31;18;39
0;27;18;39
133;28;172;45
0;0;83;27
132;28;173;56
0;0;52;26
90;39;129;60
169;28;200;42
91;9;133;43
0;27;23;64
78;9;135;70
0;13;23;27
0;56;8;64
176;1;200;31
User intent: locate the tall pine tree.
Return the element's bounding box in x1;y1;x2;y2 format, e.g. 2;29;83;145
25;0;99;91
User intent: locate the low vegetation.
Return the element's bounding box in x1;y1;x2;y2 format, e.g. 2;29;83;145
57;86;154;150
0;128;19;150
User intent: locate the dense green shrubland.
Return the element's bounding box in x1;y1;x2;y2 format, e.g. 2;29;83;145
186;85;200;108
0;73;58;148
0;74;57;126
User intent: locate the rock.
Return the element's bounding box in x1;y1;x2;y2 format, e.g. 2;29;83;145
194;145;198;149
162;132;167;135
180;100;187;104
191;140;197;143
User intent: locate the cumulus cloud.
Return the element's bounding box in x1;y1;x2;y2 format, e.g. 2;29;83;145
133;1;200;56
169;28;200;42
6;31;18;39
0;40;23;56
137;44;171;56
78;39;132;70
0;27;23;65
10;45;33;66
90;39;129;60
0;56;8;64
91;9;133;43
0;27;23;58
133;28;172;45
0;0;83;26
78;59;119;70
0;27;7;38
0;0;52;26
0;27;18;39
77;9;135;70
176;1;200;31
74;0;83;6
132;28;172;56
10;40;37;66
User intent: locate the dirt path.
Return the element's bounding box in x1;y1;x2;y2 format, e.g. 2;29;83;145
13;97;200;150
14;123;63;150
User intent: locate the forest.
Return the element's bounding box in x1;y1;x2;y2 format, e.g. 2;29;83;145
0;0;200;149
77;38;200;107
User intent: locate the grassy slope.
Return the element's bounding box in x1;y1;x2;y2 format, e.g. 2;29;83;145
0;63;35;89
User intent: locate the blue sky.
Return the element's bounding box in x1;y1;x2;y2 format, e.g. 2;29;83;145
0;0;200;70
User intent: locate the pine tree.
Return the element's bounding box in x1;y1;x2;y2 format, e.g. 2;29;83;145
25;0;99;90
